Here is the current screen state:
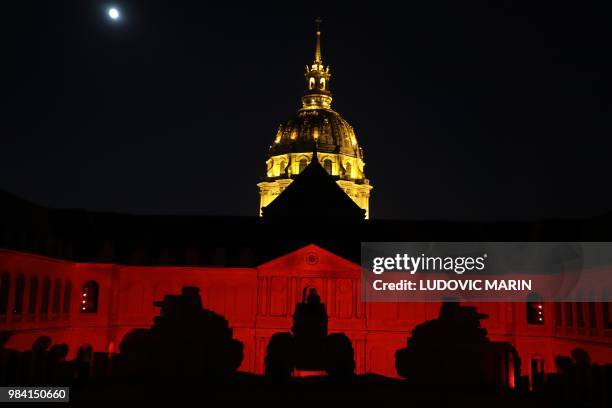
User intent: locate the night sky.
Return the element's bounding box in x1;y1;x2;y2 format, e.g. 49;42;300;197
2;1;611;221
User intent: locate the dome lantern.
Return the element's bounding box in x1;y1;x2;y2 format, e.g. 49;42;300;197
303;18;332;110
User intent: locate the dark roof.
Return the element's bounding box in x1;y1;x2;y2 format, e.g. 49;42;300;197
2;189;612;267
261;157;366;220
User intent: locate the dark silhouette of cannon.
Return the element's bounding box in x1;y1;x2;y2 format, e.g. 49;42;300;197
293;287;328;371
265;287;354;380
117;286;243;382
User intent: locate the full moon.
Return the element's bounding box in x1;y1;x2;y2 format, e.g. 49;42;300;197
108;8;120;20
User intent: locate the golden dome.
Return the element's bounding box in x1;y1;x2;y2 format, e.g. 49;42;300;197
267;20;363;160
269;109;363;158
258;20;372;219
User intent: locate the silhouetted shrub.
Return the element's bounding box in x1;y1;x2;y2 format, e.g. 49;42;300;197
551;348;611;406
117;329;151;378
0;334;77;386
265;332;295;381
32;336;52;353
325;333;355;380
47;344;70;385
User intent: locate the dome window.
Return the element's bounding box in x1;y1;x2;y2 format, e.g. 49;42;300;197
278;161;286;176
320;77;326;90
299;159;308;173
309;77;315;90
323;159;332;175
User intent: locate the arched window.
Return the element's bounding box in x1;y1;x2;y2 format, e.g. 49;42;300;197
52;279;61;314
526;294;544;325
320;77;326;90
28;277;38;315
526;302;544;325
309;77;315;90
63;281;71;315
323;159;332;175
345;162;352;178
299;159;308;173
40;277;51;315
0;273;11;315
13;274;25;315
80;281;99;313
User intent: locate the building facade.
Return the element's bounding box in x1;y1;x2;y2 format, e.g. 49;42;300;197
1;25;611;388
1;244;611;384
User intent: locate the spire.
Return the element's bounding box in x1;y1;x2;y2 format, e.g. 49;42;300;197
314;18;323;64
302;18;332;109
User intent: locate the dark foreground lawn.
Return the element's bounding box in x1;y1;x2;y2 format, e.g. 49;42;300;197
70;373;562;407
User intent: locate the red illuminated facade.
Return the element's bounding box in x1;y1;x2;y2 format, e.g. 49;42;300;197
1;242;611;384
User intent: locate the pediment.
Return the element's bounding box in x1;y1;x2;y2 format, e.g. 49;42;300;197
256;243;360;278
